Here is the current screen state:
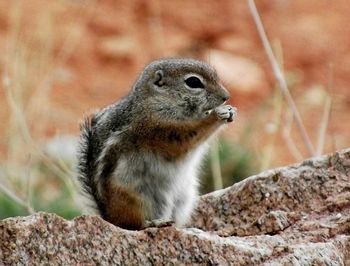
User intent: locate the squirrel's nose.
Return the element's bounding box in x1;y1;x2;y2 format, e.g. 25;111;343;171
222;94;229;102
220;86;230;102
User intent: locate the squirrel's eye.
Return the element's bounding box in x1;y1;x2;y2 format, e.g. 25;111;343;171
185;76;204;89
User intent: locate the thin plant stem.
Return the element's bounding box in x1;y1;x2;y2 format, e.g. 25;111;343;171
316;95;332;156
210;140;223;190
282;110;303;161
0;180;35;214
316;63;334;155
247;0;315;157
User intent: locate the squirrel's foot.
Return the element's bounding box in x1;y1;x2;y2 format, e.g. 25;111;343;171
215;105;237;122
144;219;175;229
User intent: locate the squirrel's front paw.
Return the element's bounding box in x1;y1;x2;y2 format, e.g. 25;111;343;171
215;105;237;122
144;219;175;229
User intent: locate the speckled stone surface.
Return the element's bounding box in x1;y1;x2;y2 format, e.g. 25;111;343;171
1;148;350;265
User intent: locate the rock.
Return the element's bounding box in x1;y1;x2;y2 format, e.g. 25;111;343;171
1;148;350;265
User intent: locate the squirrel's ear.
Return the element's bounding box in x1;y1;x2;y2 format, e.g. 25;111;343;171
153;70;165;87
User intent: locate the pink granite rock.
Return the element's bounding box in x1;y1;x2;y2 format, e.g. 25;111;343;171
1;148;349;265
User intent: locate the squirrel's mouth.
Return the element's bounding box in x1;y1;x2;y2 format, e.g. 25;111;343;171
204;101;226;111
203;101;227;116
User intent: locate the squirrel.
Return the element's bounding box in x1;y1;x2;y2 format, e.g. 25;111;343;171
77;58;237;230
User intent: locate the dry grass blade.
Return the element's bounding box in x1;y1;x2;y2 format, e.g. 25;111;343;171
3;60;76;194
0;180;34;214
316;95;332;156
282;110;303;161
260;39;284;171
316;63;334;155
247;0;315;157
0;1;95;213
210;140;223;190
260;88;282;171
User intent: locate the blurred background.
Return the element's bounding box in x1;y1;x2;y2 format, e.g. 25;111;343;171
0;0;349;220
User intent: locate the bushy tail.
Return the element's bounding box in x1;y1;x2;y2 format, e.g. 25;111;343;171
76;116;106;216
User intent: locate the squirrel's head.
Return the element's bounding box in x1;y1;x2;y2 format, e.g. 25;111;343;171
132;58;230;120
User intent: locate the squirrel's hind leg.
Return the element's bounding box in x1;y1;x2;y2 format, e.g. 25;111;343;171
103;183;145;230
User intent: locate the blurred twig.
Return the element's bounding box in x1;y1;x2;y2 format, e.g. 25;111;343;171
26;0;97;137
3;76;78;203
316;63;334;155
260;39;283;171
3;71;75;180
210;140;223;190
0;179;34;214
24;155;33;210
1;0;93;213
248;0;315;157
260;89;282;171
316;96;332;156
282;110;303;161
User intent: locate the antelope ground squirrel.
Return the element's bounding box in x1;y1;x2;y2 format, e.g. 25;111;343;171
77;58;237;230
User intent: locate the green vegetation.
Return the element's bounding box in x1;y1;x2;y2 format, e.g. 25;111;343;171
0;162;82;220
200;139;257;194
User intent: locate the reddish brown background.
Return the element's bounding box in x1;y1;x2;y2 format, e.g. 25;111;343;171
0;0;349;168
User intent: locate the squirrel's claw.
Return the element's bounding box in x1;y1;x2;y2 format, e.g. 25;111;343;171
215;105;237;122
144;219;175;229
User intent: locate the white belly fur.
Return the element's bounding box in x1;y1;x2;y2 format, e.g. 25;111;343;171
112;142;210;226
